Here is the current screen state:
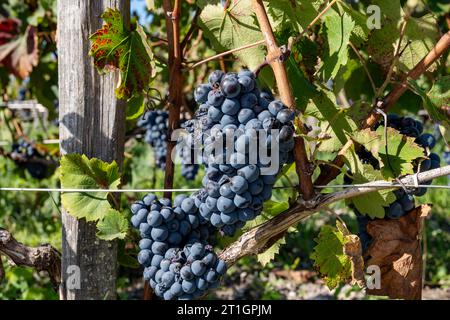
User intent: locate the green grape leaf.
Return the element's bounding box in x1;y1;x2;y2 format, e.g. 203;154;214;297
89;8;156;100
321;12;354;80
96;209;128;240
366;1;438;72
348;164;396;219
409;76;450;126
197;1;265;70
244;199;293;232
305;87;358;152
263;200;289;217
285;55;317;108
264;0;321;33
60;154;121;222
257;237;286;266
126;95;145;120
310;221;352;289
398;14;439;72
342;145;366;177
351;127;425;177
340;2;370;47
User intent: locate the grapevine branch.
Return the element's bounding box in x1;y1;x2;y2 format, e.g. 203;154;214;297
162;0;183;200
186;40;266;70
219;165;450;265
0;228;61;289
315;30;450;186
251;0;315;201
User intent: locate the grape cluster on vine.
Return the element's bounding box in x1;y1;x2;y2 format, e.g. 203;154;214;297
131;193;226;300
137;110;169;170
10;139;51;179
137;110;199;181
187;70;295;236
131;69;298;300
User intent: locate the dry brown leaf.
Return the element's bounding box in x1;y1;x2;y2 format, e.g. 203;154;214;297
344;234;366;288
366;205;431;300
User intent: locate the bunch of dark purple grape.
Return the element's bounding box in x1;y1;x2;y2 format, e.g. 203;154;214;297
131;70;297;299
10;139;50;179
130;193;226;300
351;115;441;251
137;110;169;170
137;110;199;181
187;70;296;236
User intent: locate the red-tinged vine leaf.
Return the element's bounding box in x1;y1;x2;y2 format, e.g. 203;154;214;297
0;25;38;79
310;221;352;289
89;8;156;100
0;18;20;45
366;205;431;300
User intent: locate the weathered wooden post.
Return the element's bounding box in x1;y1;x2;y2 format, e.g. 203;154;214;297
57;0;129;300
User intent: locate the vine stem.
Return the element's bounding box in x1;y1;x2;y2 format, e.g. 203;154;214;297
349;41;376;95
315;30;450;186
186;40;266;70
162;0;183;201
219;165;450;265
0;228;61;289
251;0;314;200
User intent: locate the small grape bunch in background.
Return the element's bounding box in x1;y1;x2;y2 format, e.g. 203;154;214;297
354;114;442;251
10;139;53;179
